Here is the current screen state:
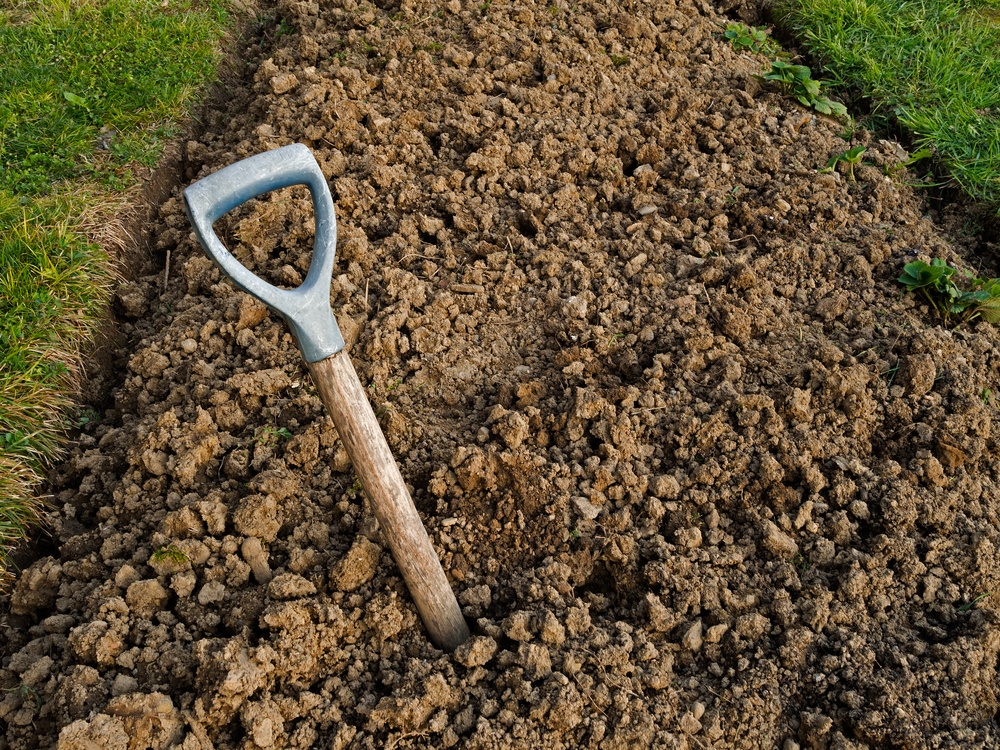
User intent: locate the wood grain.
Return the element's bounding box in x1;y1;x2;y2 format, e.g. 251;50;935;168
307;350;469;650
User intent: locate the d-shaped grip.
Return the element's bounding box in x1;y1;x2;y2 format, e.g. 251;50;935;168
183;144;344;362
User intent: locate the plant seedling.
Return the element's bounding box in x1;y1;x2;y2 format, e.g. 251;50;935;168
722;22;785;57
898;258;1000;324
254;425;293;445
958;592;992;613
820;145;867;181
759;61;847;117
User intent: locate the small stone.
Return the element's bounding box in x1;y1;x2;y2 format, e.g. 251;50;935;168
563;295;588;319
682;620;704;652
573;496;601;520
762;520;799;558
679;711;702;734
705;623;729;644
197;580;226;605
111;674;139;697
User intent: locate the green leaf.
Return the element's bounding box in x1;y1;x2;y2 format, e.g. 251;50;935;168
62;91;88;108
976;298;1000;324
824;100;848;117
844;145;866;162
899;260;947;289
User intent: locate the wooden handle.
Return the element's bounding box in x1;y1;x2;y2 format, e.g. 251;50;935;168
307;350;470;651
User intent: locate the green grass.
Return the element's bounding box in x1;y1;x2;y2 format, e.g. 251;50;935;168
0;0;232;582
775;0;1000;212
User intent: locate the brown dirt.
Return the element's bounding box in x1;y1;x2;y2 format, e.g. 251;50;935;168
4;0;1000;748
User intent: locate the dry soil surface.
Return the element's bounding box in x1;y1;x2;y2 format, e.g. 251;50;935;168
4;0;1000;748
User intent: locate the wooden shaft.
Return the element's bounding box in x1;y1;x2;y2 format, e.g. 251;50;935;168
307;350;470;651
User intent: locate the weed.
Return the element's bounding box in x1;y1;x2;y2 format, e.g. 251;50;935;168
759;60;847;117
609;54;630;68
820;144;867;181
151;544;189;565
774;0;1000;212
346;476;364;498
74;408;101;428
958;592;992;613
880;363;901;388
569;527;582;540
254;426;293;445
898;258;1000;325
3;683;41;713
722;22;785;57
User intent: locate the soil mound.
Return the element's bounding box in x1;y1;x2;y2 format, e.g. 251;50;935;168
4;0;1000;748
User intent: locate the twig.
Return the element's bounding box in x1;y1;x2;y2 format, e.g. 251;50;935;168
162;247;171;293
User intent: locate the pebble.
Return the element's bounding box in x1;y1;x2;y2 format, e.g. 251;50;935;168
762;519;799;558
197;580;226;605
682;620;704;652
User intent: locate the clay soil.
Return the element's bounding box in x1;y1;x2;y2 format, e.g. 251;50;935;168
4;0;1000;748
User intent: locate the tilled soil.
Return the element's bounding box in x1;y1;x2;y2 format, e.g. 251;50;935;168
4;0;1000;748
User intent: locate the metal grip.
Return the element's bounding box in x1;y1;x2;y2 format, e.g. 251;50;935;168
183;143;344;363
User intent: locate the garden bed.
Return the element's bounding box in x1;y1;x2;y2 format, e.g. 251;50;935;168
3;0;1000;748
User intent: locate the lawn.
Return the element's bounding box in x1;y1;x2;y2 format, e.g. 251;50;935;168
0;0;232;580
775;0;1000;212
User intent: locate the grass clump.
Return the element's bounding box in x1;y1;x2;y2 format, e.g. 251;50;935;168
0;0;232;583
775;0;1000;212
